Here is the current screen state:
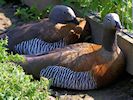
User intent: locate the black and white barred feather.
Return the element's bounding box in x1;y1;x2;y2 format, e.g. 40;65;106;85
15;38;66;55
40;66;97;90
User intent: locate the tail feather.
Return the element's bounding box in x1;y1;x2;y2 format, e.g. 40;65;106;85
40;66;97;90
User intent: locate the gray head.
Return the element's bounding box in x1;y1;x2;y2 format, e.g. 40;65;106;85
102;13;122;51
49;5;79;24
103;13;122;31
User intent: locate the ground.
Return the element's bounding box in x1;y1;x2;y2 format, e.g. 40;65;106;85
0;4;133;100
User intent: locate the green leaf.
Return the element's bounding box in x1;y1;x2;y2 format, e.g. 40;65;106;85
0;38;50;99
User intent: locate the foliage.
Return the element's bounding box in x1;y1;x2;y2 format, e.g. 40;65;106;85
61;0;92;16
0;0;6;5
0;0;132;31
0;0;21;5
4;0;21;4
0;38;50;99
0;38;24;62
15;5;52;22
61;0;132;32
90;0;132;32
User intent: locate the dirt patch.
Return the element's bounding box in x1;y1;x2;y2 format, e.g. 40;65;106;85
0;13;11;33
0;4;25;33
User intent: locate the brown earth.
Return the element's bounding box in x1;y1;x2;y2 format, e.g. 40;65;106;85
0;4;133;100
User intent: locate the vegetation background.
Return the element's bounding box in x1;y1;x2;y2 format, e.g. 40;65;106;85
1;0;131;32
2;0;131;32
61;0;132;32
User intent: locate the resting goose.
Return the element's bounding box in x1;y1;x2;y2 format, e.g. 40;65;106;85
0;5;89;54
20;13;125;90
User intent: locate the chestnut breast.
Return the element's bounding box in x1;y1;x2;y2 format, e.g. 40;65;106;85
51;43;125;88
40;18;87;43
47;43;102;71
7;18;87;51
49;42;124;79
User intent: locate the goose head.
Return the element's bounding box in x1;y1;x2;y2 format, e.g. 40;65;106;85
102;13;122;51
49;5;79;25
103;13;122;31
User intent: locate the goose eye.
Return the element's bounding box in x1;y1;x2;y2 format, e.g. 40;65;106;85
115;21;121;29
107;18;111;21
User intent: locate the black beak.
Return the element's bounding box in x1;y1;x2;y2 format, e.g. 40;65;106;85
115;21;122;30
67;17;79;25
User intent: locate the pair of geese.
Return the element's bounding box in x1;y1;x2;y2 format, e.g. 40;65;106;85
1;5;125;90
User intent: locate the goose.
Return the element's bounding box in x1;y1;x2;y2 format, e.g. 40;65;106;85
19;13;125;90
0;5;89;54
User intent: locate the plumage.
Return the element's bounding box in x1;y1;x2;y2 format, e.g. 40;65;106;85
18;13;125;90
0;5;90;54
40;66;96;90
14;38;65;55
13;17;90;55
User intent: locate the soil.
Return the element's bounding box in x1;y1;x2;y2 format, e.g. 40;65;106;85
0;4;133;100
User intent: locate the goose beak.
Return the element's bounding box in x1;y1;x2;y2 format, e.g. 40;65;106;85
67;17;79;25
72;17;79;25
115;21;122;31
